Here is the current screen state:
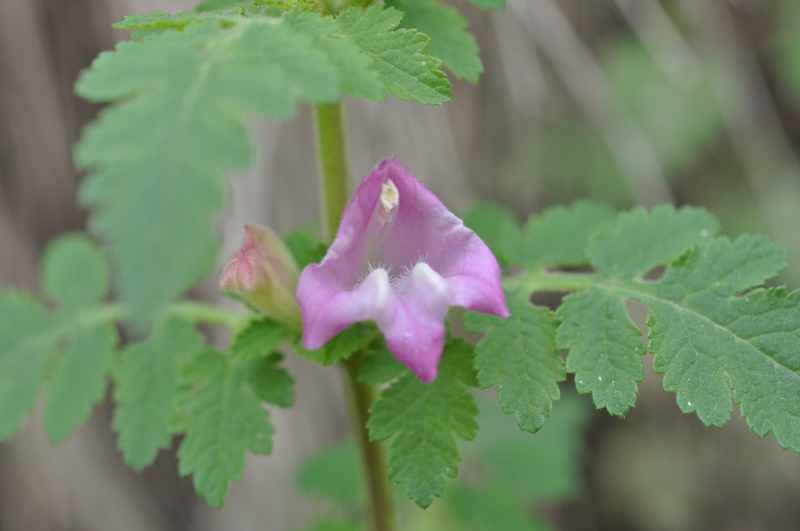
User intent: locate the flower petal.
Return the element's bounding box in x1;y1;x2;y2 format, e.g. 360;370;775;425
297;158;509;381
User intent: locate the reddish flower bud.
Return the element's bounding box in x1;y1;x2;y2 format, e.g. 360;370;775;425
221;225;301;328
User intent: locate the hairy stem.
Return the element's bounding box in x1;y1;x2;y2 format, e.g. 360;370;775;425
314;101;396;531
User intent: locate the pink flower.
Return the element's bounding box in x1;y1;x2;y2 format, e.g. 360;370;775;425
221;225;301;328
296;159;508;382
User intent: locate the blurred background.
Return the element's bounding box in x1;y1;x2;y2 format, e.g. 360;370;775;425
3;0;800;529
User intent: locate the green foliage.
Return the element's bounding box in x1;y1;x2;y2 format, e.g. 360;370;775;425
504;201;617;267
465;291;565;433
112;318;204;470
386;0;482;81
284;229;328;269
462;0;506;11
556;289;644;416
471;392;591;501
337;6;451;104
497;203;800;451
229;318;295;362
295;391;590;529
43;235;110;312
296;440;362;503
358;340;407;385
462;202;518;266
0;292;61;440
368;339;479;508
0;235;117;443
173;347;293;507
76;6;449;327
45;325;117;443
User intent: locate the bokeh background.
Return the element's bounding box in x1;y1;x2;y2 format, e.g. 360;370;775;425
3;0;800;529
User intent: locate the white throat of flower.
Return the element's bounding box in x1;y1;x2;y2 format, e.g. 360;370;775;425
365;178;399;273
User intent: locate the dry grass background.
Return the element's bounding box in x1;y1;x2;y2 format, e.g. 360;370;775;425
3;0;800;529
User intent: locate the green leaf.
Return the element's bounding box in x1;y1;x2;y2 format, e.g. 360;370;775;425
323;322;380;365
549;206;800;449
368;340;479;508
465;291;565;433
42;234;110;312
0;292;60;440
245;353;295;407
471;391;592;501
587;204;718;279
645;236;798;444
462;0;506;11
386;0;482;82
229;318;294;362
112;318;204;470
358;341;407;385
444;481;548;531
296;440;361;503
337;6;451;105
284;229;327;269
174;349;276;507
504;201;617;268
463;202;518;266
44;324;117;443
196;0;247;11
556;289;644;416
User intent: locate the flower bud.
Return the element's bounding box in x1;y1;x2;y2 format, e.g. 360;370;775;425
220;225;301;328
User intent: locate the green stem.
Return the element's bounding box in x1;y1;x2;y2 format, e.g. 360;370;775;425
502;269;599;294
313;101;396;531
344;352;396;531
314;103;350;242
167;301;249;330
77;302;248;331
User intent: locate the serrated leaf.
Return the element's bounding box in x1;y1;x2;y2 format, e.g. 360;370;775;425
245;353;295;407
556;289;644;416
229;318;294;362
174;349;275;507
358;340;407;385
0;292;60;440
322;322;380;365
44;324;117;443
42;234;109;312
386;0;482;82
368;341;478;508
504;201;617;268
463;202;518;266
587;204;718;279
283;9;384;100
548;206;800;449
337;6;451;105
465;291;564;432
644;236;799;444
75;10;383;325
112;318;204;470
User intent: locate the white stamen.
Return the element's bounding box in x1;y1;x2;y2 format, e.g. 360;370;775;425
378;179;399;224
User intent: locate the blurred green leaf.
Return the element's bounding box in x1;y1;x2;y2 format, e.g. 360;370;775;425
296;440;362;503
113;318;204;469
